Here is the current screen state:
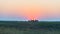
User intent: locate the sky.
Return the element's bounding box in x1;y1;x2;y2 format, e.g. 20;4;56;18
0;0;60;21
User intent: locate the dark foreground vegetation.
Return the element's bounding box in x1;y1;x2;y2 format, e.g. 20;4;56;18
0;21;60;34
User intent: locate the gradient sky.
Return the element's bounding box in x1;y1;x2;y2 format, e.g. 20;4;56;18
0;0;60;21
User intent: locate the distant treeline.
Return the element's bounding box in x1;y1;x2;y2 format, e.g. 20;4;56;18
0;21;60;30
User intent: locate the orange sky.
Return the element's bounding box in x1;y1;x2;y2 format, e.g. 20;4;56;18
0;0;60;20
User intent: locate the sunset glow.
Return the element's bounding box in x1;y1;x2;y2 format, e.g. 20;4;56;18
0;0;60;21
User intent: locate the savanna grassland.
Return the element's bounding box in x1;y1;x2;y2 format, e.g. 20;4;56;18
0;21;60;34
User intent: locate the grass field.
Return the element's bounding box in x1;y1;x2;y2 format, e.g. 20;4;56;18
0;21;60;34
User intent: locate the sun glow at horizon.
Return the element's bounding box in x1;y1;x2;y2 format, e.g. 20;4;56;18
0;0;60;21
